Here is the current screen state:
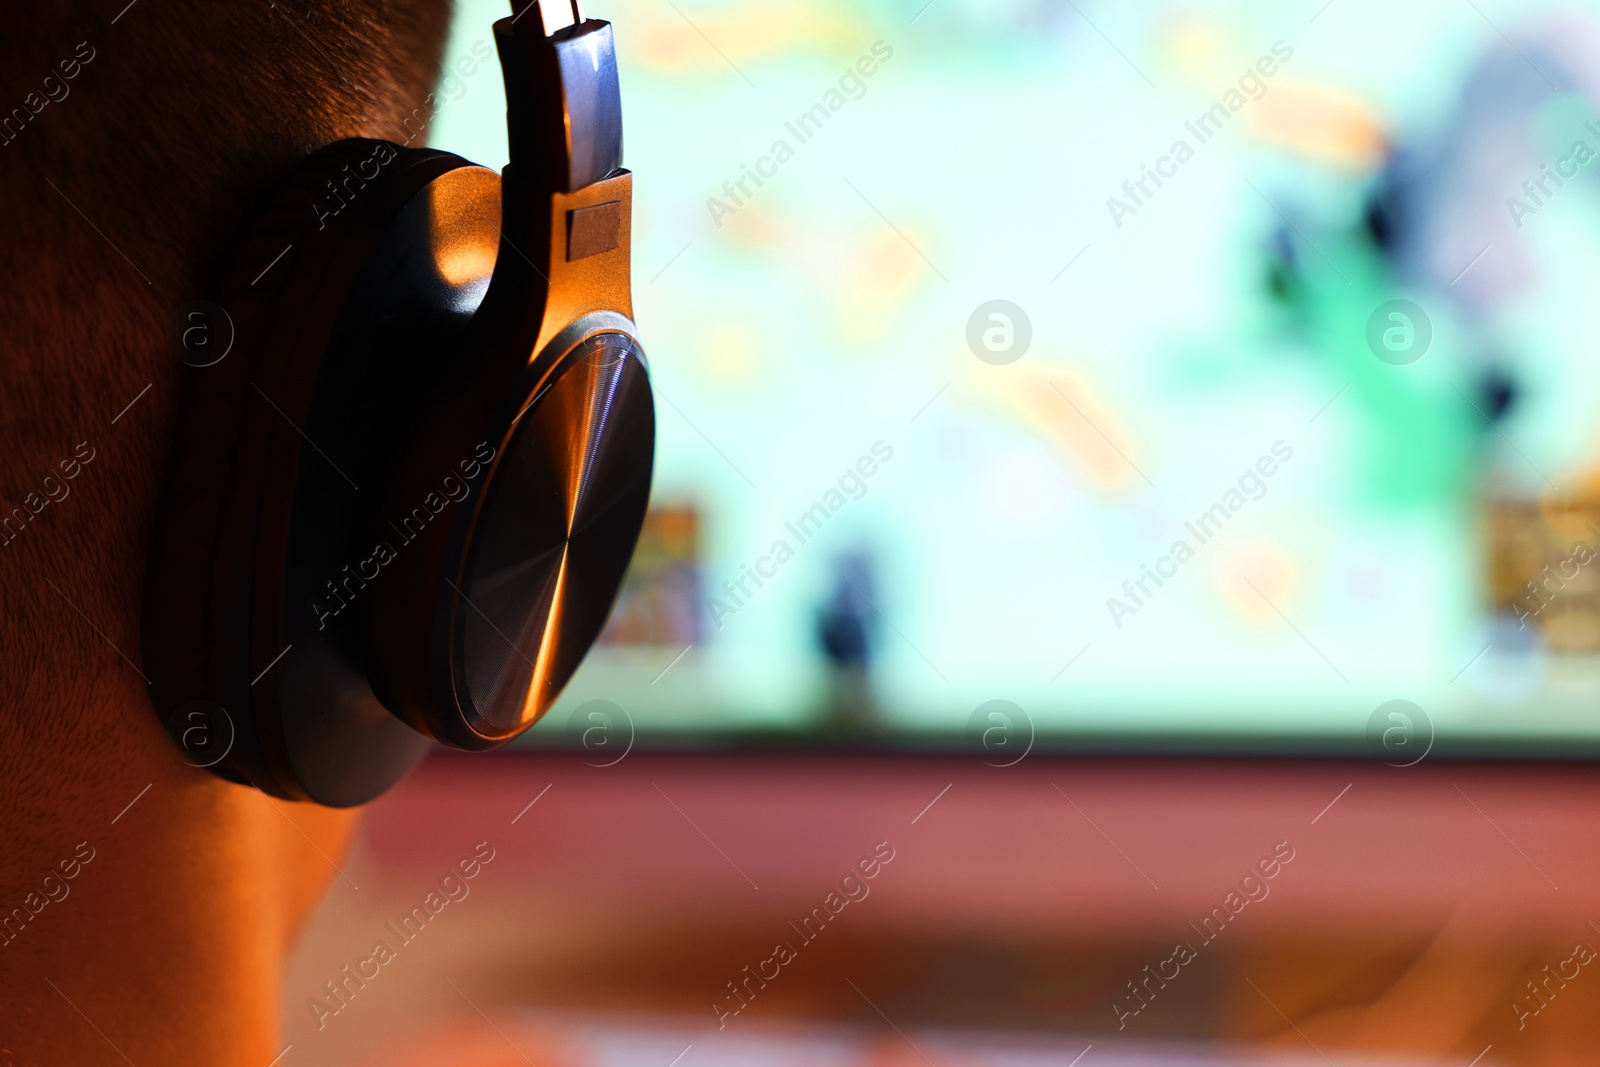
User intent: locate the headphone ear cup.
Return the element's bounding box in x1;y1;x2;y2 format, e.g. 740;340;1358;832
144;139;490;800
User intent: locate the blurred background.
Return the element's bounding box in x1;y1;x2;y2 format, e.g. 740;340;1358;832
285;0;1600;1063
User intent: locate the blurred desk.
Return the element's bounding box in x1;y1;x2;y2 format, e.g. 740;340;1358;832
284;750;1600;1065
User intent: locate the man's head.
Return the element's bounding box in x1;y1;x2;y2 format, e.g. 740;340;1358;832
0;3;455;1061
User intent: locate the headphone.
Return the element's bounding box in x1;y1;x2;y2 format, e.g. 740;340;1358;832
143;0;655;806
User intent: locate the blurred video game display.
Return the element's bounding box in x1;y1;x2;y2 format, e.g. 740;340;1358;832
433;0;1600;749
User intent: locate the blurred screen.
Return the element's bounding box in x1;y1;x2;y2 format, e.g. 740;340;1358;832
432;0;1600;752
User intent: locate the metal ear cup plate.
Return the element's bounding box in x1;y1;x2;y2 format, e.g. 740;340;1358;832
455;332;654;735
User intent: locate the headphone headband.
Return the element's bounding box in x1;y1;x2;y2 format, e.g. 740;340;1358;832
499;2;622;193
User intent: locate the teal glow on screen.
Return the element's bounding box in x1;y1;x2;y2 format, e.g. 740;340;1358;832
431;0;1600;749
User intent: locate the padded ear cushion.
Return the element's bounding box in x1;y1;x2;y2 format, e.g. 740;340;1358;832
144;139;475;791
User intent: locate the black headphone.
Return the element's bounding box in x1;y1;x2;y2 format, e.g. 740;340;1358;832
143;0;655;806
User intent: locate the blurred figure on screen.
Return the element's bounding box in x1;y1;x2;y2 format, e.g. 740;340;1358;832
814;548;881;739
